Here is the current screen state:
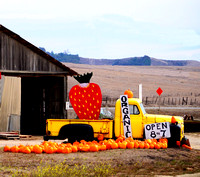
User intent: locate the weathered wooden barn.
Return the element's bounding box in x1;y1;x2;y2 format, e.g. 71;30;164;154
0;24;78;135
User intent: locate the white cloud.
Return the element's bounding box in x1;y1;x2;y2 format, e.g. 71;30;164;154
1;0;200;60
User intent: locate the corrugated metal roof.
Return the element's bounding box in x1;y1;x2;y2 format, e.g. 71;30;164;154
0;24;78;76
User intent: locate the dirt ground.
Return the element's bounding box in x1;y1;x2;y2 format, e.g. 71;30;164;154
0;108;200;176
0;133;200;177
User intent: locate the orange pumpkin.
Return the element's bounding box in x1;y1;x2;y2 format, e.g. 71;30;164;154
97;134;104;141
116;137;124;143
71;146;78;153
127;142;134;149
90;144;99;152
62;147;71;153
23;146;31;154
4;145;10;152
100;144;107;151
81;144;90;152
124;89;133;98
134;141;139;149
111;142;118;149
10;146;19;153
139;142;144;149
57;146;64;153
145;139;152;145
154;143;161;149
73;141;80;146
119;141;127;149
149;143;155;149
144;143;150;149
46;146;54;154
33;145;43;154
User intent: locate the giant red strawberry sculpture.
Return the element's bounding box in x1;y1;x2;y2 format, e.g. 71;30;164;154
69;72;102;120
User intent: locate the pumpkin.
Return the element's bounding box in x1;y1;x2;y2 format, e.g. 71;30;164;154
45;146;54;154
23;146;31;154
111;142;118;149
134;141;139;149
10;146;19;153
106;139;114;150
149;143;155;149
73;141;80;146
33;145;43;154
3;145;10;152
62;147;71;153
124;89;133;98
97;134;104;141
144;143;150;149
154;143;161;149
81;144;90;152
127;142;134;149
145;139;152;145
116;137;123;143
182;144;192;150
90;144;99;152
119;141;127;149
71;146;78;153
100;144;107;151
139;141;145;149
57;146;64;153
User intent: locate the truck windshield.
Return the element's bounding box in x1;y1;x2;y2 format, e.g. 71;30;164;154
140;103;146;115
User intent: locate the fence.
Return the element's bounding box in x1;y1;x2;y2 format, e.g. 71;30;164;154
102;95;200;107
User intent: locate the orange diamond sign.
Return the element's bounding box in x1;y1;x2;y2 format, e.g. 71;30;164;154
156;87;163;96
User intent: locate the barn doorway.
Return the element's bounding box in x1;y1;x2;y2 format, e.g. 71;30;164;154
21;77;65;135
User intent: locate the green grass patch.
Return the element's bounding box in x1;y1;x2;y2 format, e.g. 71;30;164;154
11;160;114;177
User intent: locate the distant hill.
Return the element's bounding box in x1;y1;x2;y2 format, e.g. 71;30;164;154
39;47;200;66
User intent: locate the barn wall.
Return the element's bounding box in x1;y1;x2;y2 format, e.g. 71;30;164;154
0;76;21;132
0;31;64;72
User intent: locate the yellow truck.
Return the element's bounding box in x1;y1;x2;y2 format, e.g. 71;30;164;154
44;97;189;147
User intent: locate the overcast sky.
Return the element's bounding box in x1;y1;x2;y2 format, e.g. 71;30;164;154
1;0;200;61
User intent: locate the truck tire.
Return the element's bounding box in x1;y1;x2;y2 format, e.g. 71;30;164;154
168;124;181;147
59;124;94;143
43;135;49;141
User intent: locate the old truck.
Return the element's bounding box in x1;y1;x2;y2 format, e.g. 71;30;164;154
44;97;189;147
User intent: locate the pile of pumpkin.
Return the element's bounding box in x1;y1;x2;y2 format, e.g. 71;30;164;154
3;135;168;154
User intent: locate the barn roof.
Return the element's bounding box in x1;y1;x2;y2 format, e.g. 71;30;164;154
0;24;78;76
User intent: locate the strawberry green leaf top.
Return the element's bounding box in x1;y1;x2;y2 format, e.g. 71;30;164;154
69;72;102;120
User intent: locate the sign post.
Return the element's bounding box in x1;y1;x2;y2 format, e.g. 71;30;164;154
120;95;132;138
156;87;163;110
139;84;142;101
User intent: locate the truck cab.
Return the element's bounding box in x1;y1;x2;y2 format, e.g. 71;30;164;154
114;98;184;143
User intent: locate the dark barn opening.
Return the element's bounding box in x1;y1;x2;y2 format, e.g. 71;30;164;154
0;24;78;135
21;77;66;135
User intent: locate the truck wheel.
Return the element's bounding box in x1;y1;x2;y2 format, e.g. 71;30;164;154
59;124;94;143
43;135;49;141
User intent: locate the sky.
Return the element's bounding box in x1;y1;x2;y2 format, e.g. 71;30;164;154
1;0;200;61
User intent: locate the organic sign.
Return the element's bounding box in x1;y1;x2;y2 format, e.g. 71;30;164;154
120;95;132;138
144;122;171;139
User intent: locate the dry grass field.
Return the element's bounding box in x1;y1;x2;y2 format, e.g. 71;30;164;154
65;63;200;99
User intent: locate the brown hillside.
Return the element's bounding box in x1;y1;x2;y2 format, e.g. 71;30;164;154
65;63;200;99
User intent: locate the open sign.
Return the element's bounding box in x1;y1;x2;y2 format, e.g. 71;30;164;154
145;122;171;139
